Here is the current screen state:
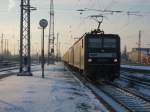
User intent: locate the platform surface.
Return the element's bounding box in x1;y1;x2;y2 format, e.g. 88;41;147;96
0;63;107;112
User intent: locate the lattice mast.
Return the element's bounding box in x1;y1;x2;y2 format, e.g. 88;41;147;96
138;30;142;64
19;0;32;75
48;0;55;64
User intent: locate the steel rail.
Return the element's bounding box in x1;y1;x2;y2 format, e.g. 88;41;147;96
114;75;150;100
100;82;150;112
121;71;150;87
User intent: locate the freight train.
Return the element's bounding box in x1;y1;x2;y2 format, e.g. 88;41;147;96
63;25;120;81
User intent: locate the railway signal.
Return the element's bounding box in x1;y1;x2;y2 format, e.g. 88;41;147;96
39;19;48;78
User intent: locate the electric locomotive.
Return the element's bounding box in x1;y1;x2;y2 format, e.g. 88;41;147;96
63;17;120;81
83;30;120;81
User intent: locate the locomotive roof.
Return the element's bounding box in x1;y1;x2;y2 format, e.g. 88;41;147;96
68;33;120;50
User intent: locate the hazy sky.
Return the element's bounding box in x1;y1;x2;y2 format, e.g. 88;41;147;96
0;0;150;55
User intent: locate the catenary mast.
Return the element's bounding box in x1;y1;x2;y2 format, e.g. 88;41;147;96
19;0;36;76
48;0;55;64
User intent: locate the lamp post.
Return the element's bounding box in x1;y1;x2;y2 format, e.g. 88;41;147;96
39;19;48;78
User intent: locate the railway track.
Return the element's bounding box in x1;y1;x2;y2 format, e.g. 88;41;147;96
67;67;128;111
0;61;19;67
66;66;150;112
114;78;150;100
113;72;150;101
99;82;150;112
121;71;150;86
0;61;19;79
121;70;150;82
120;75;150;87
0;67;18;72
0;67;18;79
0;64;40;79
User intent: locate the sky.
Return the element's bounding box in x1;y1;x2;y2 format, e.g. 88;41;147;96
0;0;150;55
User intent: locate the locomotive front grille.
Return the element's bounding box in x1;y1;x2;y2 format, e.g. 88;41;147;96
88;52;117;58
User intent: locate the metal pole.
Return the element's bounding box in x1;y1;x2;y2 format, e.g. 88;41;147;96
5;39;7;56
7;39;9;55
56;33;59;61
39;19;48;78
138;30;141;64
12;35;15;55
48;0;55;64
27;0;31;73
6;39;8;55
4;39;6;55
58;42;61;61
19;0;23;73
18;40;20;55
41;28;45;78
1;34;4;58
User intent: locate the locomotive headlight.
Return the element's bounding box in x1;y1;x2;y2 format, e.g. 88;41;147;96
114;59;118;63
88;59;92;62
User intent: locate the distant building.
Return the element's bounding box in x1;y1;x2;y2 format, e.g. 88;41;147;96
128;48;150;64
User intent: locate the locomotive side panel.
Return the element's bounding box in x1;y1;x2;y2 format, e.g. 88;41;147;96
80;39;85;70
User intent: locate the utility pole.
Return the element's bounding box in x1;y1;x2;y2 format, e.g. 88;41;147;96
7;40;9;55
48;0;55;64
1;34;4;57
7;39;8;54
56;33;59;61
138;30;141;64
58;41;61;61
13;35;16;56
123;45;128;61
17;40;20;55
18;0;36;76
4;39;7;56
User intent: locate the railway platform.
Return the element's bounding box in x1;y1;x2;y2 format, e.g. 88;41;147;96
0;63;107;112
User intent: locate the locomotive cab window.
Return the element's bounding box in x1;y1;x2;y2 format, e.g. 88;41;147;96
103;38;116;48
88;38;102;48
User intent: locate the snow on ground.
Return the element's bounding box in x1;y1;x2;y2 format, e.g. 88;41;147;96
0;63;107;112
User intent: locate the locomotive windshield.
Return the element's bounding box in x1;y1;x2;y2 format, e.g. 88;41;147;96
88;37;118;58
103;38;116;48
88;38;116;48
88;37;117;48
88;38;102;48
